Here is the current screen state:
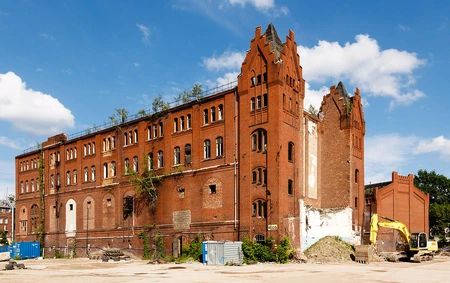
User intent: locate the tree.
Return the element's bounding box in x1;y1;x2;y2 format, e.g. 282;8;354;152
152;94;169;113
415;170;450;237
0;230;9;246
115;108;129;124
307;104;318;116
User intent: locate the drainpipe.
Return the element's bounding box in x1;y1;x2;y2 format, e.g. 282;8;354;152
233;89;238;231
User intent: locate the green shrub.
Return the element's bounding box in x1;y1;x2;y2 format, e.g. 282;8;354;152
188;235;202;262
13;255;22;260
242;236;293;264
54;249;64;259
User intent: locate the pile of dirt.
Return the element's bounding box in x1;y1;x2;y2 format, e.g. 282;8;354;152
304;236;355;263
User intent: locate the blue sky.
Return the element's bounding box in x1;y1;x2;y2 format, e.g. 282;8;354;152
1;0;449;198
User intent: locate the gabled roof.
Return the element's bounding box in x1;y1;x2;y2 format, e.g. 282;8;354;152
265;23;283;53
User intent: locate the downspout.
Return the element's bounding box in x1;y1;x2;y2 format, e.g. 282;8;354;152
234;88;238;230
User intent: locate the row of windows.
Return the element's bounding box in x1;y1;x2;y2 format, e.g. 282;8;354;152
250;72;267;87
20;179;39;194
19;158;39;172
50;151;61;165
282;93;300;114
250;94;268;111
285;74;299;89
147;122;164;140
124;130;138;146
173;114;192;133
83;142;96;156
203;104;224;125
0;218;9;224
66;147;77;160
103;136;116;151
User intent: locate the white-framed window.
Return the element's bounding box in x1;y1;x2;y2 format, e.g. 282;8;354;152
66;171;71;185
174;147;180;165
157;151;164;168
203;109;208;125
218;104;223;120
112;161;116;177
125;158;130;174
133;156;138;172
84;167;88;182
187;114;192;129
216;137;223;157
204;140;211;159
91;166;96;181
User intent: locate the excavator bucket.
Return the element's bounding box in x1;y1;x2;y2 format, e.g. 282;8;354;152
354;245;374;264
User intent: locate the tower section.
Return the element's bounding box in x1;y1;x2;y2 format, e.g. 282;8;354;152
237;24;305;243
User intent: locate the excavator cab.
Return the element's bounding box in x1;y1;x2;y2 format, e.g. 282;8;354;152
410;232;430;251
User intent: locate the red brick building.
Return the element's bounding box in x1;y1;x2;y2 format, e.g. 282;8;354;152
14;24;365;257
364;172;430;252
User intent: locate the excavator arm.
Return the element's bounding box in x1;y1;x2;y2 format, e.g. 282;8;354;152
369;214;411;251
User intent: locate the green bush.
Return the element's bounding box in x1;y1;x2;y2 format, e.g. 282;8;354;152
13;255;22;260
242;236;293;264
188;235;202;262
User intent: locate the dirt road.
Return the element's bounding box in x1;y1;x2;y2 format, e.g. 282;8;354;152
2;257;450;283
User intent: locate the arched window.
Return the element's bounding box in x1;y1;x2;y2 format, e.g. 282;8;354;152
148;153;153;170
251;129;267;152
185;144;191;164
129;131;132;144
216;137;223;157
218;104;223;120
133;156;138;172
180;116;185;131
20;181;24;193
73;170;77;184
84;145;87;156
254;234;266;244
66;171;71;185
174;118;179;132
203;109;208;125
251;98;255;111
147;126;152;140
288;142;294;162
92;142;95;153
187;114;192;129
31;179;35;192
124;132;128;145
50;175;54;188
204;140;211;159
174;147;180;165
25;180;29;193
103;139;106;151
103;163;108;178
91;166;96;181
124;158;130;174
157;151;164;168
211;107;216;122
112;161;116;177
158;122;163;136
84;167;88;182
134;129;138;143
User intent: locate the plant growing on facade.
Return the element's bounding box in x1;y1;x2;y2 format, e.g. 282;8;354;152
129;155;164;209
138;232;150;260
37;149;46;254
0;230;9;246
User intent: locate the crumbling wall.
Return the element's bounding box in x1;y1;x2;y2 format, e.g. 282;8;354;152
299;199;360;251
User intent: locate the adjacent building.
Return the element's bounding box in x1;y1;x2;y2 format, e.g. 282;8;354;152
364;172;430;252
14;24;365;257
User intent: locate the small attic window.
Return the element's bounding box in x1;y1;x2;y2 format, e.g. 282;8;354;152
251;77;256;87
257;74;261;85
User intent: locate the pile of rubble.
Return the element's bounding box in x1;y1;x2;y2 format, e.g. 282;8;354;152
303;236;355;263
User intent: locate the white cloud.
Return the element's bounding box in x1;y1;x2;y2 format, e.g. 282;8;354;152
136;23;150;45
39;33;54;40
205;72;239;89
61;69;72;75
365;133;417;184
203;51;245;71
0;136;25;150
228;0;275;10
397;24;410;31
0;72;75;136
414;136;450;161
133;62;140;68
304;82;328;110
298;34;426;109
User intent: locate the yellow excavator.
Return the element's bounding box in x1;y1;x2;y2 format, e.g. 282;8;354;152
355;214;438;263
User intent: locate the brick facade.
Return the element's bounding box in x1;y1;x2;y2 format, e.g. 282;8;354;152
14;24;365;257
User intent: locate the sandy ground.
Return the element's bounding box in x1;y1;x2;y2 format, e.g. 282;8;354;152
1;257;450;283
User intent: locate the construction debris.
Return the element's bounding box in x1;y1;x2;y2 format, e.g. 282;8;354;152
303;236;355;263
4;260;25;270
